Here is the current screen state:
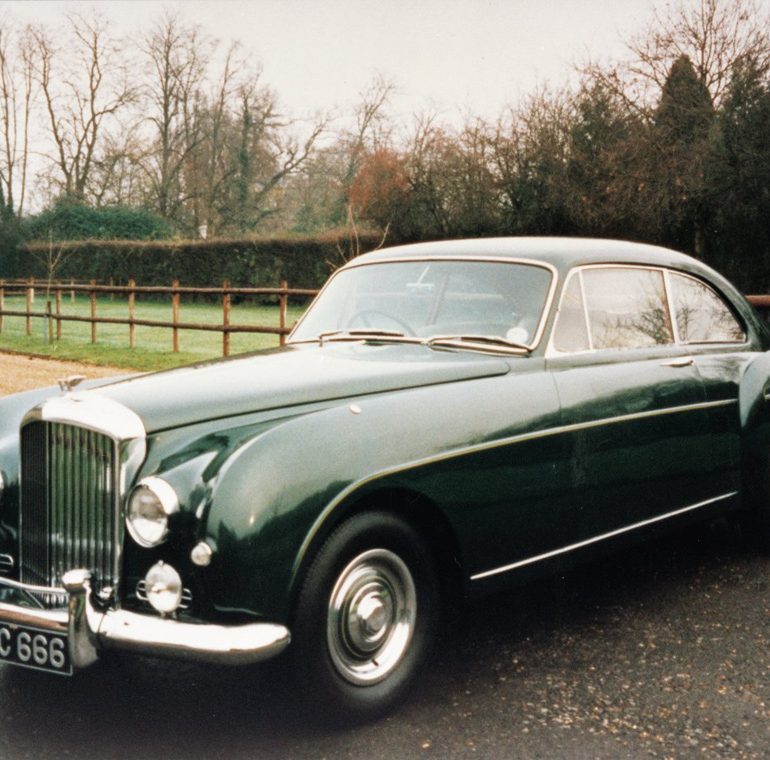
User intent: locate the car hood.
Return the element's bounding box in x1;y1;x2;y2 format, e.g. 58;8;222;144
94;343;512;433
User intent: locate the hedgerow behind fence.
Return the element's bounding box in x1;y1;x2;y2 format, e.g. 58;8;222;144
7;232;385;289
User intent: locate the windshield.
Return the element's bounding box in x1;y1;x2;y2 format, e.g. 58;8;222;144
290;259;554;348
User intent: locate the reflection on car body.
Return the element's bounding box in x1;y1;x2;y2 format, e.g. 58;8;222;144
0;237;768;720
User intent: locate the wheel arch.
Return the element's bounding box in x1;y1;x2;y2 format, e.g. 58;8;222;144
287;485;466;626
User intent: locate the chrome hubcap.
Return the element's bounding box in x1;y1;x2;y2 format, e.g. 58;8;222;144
327;548;416;685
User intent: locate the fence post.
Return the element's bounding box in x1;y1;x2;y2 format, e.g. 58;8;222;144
279;279;288;347
25;282;32;336
222;280;231;357
55;288;62;339
172;279;180;353
0;279;4;334
28;277;34;306
70;278;75;303
45;300;53;344
128;279;136;349
89;279;97;344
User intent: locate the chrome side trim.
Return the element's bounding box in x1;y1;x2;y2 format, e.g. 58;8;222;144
470;491;739;581
295;398;738;577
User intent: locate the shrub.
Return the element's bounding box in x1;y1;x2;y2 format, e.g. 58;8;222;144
23;203;173;242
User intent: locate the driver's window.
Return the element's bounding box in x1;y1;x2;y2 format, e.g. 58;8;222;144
551;267;675;353
582;268;674;349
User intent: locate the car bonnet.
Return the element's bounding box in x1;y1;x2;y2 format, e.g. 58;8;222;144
91;343;512;432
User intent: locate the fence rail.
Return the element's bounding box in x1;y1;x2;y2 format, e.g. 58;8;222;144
1;278;769;358
0;278;319;356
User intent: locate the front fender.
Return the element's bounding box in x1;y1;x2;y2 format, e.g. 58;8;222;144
201;368;561;622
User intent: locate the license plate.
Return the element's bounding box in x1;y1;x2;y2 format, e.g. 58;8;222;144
0;623;72;675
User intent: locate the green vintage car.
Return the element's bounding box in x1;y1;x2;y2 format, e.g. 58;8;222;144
0;237;768;719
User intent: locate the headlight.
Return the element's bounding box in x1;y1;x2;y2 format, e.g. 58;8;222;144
126;477;179;547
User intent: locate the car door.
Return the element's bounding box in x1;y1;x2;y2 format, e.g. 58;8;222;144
545;265;721;542
667;270;757;496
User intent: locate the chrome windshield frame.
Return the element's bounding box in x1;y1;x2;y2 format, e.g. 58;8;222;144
288;256;559;353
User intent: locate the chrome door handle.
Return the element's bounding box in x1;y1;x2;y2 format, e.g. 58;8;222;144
660;356;694;367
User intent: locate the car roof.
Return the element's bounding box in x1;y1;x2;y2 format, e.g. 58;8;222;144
351;237;701;274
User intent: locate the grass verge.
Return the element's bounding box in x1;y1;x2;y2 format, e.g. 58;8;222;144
0;295;309;371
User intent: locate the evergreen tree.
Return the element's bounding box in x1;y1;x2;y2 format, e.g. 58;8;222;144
653;55;716;257
708;58;770;288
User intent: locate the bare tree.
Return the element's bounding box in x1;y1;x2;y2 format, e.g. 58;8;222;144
87;129;146;207
141;13;209;220
187;52;326;236
491;89;575;235
0;23;34;217
587;0;770;111
31;14;135;201
341;75;395;188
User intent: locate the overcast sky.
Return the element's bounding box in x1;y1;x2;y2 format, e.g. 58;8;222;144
5;0;770;130
1;0;687;126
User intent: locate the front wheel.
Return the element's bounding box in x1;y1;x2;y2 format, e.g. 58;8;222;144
291;511;440;721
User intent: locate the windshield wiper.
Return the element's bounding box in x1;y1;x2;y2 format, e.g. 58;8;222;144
317;329;421;345
426;334;532;353
311;330;531;353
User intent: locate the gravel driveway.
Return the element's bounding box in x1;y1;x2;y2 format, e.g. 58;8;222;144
0;351;128;396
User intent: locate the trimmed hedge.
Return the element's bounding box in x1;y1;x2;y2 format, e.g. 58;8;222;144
11;232;384;288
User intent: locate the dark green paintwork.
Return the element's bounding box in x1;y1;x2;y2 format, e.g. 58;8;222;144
1;238;770;628
96;344;511;433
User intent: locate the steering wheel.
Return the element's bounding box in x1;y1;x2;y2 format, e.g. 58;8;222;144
346;309;415;336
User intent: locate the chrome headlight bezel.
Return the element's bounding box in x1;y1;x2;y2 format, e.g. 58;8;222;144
126;476;179;548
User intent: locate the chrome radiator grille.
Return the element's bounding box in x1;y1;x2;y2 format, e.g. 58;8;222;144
20;421;119;596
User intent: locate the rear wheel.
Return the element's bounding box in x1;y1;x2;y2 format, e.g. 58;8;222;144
291;511;440;721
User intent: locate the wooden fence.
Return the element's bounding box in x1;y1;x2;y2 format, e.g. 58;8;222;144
1;278;769;358
0;278;319;356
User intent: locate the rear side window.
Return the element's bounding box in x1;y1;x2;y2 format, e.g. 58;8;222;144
581;268;674;349
668;273;745;344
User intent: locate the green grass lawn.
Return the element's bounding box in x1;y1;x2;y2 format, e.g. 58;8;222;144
0;294;310;371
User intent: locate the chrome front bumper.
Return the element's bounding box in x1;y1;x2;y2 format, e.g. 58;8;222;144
0;570;291;670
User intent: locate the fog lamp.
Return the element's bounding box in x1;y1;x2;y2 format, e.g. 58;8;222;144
145;561;183;614
126;477;179;547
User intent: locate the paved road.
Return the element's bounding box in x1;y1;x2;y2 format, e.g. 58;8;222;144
1;523;769;759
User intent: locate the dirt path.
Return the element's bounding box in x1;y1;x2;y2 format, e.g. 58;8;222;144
0;352;130;396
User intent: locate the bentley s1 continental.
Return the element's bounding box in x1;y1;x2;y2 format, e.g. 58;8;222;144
0;237;768;719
